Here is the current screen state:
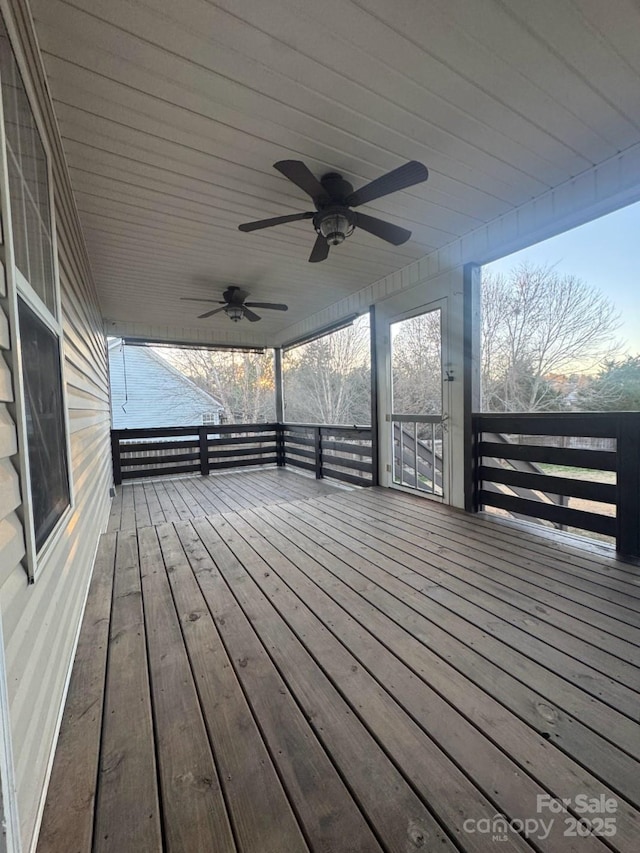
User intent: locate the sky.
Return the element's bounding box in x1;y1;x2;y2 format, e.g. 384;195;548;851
484;200;640;357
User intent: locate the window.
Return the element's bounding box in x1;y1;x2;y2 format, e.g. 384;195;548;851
202;411;219;425
17;299;69;550
0;22;55;312
0;15;70;560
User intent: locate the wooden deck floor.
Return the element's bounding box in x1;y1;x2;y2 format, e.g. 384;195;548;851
38;473;640;853
108;467;348;531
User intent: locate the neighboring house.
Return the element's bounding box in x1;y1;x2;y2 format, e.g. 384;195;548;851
108;340;223;429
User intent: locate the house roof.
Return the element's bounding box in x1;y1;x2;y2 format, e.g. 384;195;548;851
31;0;640;347
108;340;222;430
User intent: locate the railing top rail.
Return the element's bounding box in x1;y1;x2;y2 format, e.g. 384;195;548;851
473;411;640;420
281;422;372;431
391;414;443;423
473;411;640;438
113;422;280;440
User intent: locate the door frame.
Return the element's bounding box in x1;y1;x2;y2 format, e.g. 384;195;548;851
378;296;451;501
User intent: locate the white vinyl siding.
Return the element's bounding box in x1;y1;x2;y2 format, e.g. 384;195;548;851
0;2;111;850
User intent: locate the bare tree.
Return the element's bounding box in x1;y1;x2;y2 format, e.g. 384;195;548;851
162;348;276;423
283;315;371;424
481;263;622;412
391;311;442;416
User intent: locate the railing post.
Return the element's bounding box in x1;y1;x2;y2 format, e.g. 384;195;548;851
199;426;210;476
110;431;122;486
616;417;640;559
471;415;482;513
315;427;323;478
276;423;285;467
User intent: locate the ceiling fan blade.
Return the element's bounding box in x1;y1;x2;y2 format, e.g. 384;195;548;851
238;211;313;232
345;161;428;207
309;234;330;263
243;308;261;322
244;302;288;311
353;212;412;245
274;160;328;200
197;306;227;319
181;297;225;304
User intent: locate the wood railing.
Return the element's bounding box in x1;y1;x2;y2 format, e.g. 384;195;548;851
281;423;374;486
111;422;375;488
472;412;640;559
111;423;280;483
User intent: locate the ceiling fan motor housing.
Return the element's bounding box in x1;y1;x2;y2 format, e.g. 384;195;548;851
318;172;354;203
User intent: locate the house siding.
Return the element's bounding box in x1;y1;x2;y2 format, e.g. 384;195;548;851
109;342;222;429
0;2;112;851
0;260;22;596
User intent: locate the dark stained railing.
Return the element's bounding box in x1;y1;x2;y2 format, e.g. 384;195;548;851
282;423;374;486
472;412;640;559
111;422;374;488
111;423;280;483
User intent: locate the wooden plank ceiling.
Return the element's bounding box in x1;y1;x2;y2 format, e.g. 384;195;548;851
30;0;640;345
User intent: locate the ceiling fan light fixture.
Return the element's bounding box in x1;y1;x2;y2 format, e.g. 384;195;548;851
226;305;244;322
317;210;354;246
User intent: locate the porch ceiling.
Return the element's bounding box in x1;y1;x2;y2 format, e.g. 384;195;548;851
30;0;640;346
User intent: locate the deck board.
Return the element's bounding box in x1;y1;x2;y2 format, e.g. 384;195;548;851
138;526;235;853
36;533;117;853
39;473;640;853
93;529;162;853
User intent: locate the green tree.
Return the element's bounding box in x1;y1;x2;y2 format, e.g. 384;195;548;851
577;356;640;411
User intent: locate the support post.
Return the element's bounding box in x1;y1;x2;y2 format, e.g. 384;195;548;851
314;427;323;478
369;305;379;486
274;346;284;422
199;426;210;476
463;263;481;512
616;416;640;560
274;349;286;467
110;431;122;486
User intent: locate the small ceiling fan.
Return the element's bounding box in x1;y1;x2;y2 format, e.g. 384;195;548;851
181;286;288;322
238;159;428;262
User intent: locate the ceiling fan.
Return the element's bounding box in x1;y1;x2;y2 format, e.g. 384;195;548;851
238;159;428;262
181;286;288;322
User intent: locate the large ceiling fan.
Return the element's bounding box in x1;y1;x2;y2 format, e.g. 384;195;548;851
181;286;288;322
238;159;428;262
